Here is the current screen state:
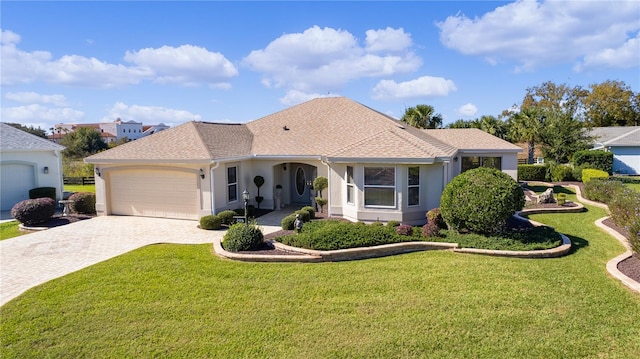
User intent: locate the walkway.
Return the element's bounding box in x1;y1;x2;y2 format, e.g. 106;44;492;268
0;209;293;307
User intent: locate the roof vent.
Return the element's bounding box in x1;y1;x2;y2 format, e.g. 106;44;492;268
283;125;289;131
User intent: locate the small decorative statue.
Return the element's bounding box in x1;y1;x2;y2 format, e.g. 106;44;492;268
294;213;303;234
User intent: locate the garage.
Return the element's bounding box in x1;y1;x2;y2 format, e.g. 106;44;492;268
1;163;36;211
108;169;199;220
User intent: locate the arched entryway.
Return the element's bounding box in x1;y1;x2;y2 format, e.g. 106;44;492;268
290;163;317;205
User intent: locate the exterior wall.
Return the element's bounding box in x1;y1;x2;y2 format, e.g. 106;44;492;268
451;152;519;181
610;146;640;175
0;150;64;210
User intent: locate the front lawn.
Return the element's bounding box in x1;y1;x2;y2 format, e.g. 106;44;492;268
64;184;96;193
0;221;25;240
2;197;639;357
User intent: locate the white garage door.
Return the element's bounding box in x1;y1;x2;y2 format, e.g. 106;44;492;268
1;163;36;211
109;169;199;220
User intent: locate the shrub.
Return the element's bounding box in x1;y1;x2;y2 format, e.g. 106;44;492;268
582;168;609;183
441;167;525;234
629;220;640;258
517;164;548;181
426;208;447;230
572;164;588;182
295;209;311;223
557;193;567;205
315;197;328;213
421;221;441;237
29;187;56;201
549;164;574;182
608;187;640;229
583;179;625;203
217;210;238;225
395;224;413;236
11;197;56;225
386;220;401;227
281;214;296;230
573;150;613;173
222;222;264;252
301;206;316;219
370;221;384;227
199;215;222;230
68;192;96;214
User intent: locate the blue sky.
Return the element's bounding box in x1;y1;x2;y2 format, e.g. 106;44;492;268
2;1;639;132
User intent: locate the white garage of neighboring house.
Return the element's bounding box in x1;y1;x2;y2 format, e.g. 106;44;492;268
0;123;65;211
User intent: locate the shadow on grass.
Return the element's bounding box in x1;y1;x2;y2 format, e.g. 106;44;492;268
566;234;589;255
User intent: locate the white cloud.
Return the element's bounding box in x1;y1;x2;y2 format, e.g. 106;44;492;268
458;103;478;117
243;25;421;92
0;104;84;125
372;76;457;100
1;30;237;87
279;90;339;106
574;33;640;72
124;45;238;85
437;0;640;71
365;27;412;52
101;102;202;126
5;92;69;107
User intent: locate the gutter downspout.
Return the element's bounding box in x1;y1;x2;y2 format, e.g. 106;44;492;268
209;162;220;215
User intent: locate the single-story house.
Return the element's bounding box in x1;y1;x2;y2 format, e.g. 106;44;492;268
85;97;522;224
0;123;65;211
589;126;640;175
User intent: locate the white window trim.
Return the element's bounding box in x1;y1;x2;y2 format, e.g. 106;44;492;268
408;166;420;207
346;166;355;206
363;166;396;209
227;166;238;203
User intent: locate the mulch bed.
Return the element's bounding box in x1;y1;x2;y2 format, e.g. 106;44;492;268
23;214;94;229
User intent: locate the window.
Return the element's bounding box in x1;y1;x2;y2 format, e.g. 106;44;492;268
227;166;238;202
346;166;354;205
408;166;420;206
461;156;502;173
364;167;395;207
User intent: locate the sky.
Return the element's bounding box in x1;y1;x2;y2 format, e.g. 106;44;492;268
1;1;639;133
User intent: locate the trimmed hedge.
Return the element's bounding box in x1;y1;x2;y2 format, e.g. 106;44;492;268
29;187;56;201
295;209;311;223
200;215;222;230
548;164;574;182
517;164;548;181
441;167;525;234
573;150;613;173
68;192;96;214
581;168;609;183
301;206;316;219
217;210;237;225
222;222;264;252
11;197;56;225
281;214;296;230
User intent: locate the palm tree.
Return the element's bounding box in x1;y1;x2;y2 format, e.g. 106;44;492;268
508;107;545;164
400;104;443;129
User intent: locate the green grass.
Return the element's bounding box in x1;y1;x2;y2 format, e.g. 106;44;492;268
0;221;25;240
2;198;640;358
64;184;95;193
626;183;640;192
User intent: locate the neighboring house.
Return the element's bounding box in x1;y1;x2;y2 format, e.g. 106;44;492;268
589;126;640;175
50;118;169;143
0;123;65;211
85;97;522;224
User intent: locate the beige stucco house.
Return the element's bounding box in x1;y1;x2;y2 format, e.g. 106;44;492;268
85;97;521;225
1;123;65;211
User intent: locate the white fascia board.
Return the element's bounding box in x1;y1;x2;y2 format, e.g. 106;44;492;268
84;158;215;165
324;157;436;164
457;149;522;154
251;155;323;161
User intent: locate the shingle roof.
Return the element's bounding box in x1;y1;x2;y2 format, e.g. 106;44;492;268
0;123;65;152
425;128;523;152
590;126;640;147
85;97;517;164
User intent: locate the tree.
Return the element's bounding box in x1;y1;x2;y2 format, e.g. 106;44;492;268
7;123;48;138
400;104;443;129
583;80;639;126
507;107;545;164
60;127;108;159
523;81;587;119
538;112;592;163
447;116;509;140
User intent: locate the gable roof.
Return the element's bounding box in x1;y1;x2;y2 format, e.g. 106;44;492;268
425;128;522;153
0;123;65;152
590;126;640;147
85;97;518;164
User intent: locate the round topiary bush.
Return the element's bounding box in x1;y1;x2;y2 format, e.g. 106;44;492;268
294;209;311;223
426;208;447;230
440;167;525;234
222;223;264;252
29;187;56;201
217;210;237;225
11;197;56;225
69;192;96;214
281;214;296;230
421;221;441;237
301;206;316;219
395;224;413;236
200;215;222;230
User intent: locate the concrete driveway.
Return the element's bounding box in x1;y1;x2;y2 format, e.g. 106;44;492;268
0;214;286;307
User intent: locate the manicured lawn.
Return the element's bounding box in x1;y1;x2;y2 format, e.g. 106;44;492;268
0;221;25;240
64;184;96;193
2;196;639;357
627;182;640;192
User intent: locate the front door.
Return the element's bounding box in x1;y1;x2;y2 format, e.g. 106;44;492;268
290;164;316;204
